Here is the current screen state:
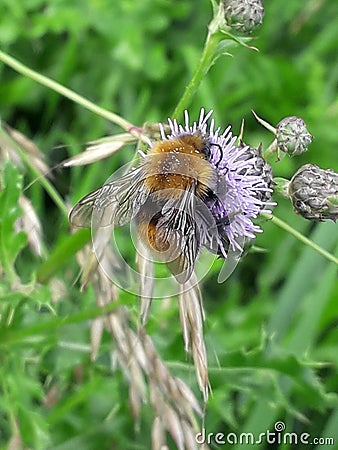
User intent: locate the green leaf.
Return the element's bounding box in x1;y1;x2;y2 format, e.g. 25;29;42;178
0;160;26;281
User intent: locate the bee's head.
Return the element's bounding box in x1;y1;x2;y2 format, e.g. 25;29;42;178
201;138;212;159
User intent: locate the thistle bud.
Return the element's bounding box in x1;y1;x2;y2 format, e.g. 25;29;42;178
223;0;264;33
276;116;312;157
237;143;274;203
288;164;338;222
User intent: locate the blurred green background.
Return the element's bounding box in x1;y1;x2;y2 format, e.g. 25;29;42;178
0;0;337;449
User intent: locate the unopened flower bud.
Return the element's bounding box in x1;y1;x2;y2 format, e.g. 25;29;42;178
223;0;264;33
276;117;312;157
288;164;338;222
236;143;274;204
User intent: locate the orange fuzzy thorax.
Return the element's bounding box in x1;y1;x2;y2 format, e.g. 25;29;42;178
144;134;215;198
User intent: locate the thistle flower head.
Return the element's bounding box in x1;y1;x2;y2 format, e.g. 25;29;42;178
288;164;338;222
223;0;265;33
276;116;313;157
160;109;275;255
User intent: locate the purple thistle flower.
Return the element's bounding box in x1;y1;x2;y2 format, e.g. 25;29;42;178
159;109;275;255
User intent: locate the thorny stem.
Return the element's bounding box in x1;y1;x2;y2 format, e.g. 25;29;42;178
0;50;147;142
262;213;338;266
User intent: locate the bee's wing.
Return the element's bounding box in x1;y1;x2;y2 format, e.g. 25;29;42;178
157;187;202;283
69;166;148;228
69;186;103;228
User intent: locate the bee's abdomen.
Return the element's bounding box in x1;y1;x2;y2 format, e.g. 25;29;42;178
137;214;170;253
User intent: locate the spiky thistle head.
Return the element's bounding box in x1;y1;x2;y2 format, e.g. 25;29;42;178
222;0;265;33
276;116;313;157
288;164;338;222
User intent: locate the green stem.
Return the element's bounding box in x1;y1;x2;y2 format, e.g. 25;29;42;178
263;140;278;160
172;31;221;119
0;50;143;139
262;213;338;265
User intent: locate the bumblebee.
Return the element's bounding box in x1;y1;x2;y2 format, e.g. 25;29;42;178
69;132;223;283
